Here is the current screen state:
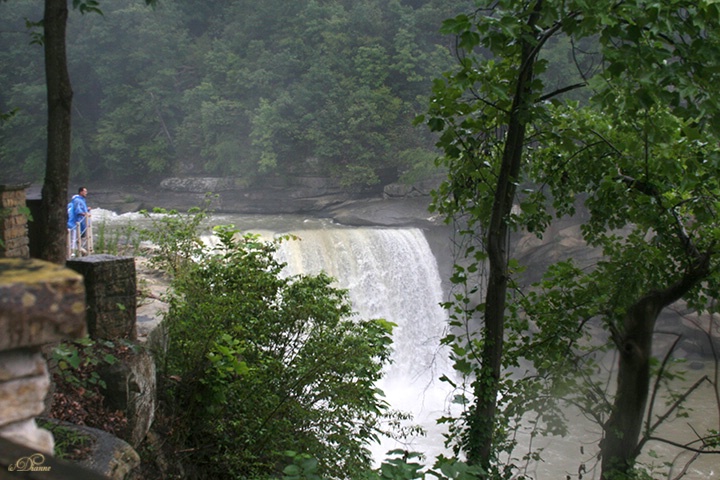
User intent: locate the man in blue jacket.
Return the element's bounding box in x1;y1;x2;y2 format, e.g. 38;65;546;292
67;186;90;256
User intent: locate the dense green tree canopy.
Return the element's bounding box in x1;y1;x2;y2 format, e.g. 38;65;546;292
0;0;462;187
423;0;720;478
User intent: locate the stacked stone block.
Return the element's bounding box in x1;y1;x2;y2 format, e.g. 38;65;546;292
0;258;86;453
66;254;137;341
66;254;156;449
0;184;31;259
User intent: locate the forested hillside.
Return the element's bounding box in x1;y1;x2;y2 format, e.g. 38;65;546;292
0;0;461;187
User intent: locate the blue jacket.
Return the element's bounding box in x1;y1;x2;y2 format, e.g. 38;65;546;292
67;194;89;231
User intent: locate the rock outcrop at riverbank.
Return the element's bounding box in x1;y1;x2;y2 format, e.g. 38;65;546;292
88;176;444;228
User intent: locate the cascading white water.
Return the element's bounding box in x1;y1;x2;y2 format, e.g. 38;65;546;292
276;227;454;462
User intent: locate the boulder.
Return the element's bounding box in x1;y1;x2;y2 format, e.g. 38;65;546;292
42;419;141;480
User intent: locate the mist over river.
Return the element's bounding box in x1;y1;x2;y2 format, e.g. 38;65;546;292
94;207;719;479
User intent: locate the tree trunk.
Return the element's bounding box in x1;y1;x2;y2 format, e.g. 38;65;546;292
39;0;72;264
601;256;710;479
600;295;661;477
466;1;543;471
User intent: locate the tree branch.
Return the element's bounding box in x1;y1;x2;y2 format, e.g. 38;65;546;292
644;435;720;455
536;82;587;103
643;335;683;436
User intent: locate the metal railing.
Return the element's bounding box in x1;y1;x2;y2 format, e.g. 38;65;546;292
66;213;93;259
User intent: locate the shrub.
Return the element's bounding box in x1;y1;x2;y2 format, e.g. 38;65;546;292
146;212;394;479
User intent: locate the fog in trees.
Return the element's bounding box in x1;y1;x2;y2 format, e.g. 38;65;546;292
0;0;463;190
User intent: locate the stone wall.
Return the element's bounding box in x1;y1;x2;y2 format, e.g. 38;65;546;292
0;184;31;259
66;255;137;341
0;258;87;454
66;254;156;449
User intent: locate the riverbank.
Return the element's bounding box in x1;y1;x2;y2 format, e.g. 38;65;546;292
85;176;443;229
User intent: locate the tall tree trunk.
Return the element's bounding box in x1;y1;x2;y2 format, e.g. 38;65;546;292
39;0;72;264
601;255;710;479
466;1;543;471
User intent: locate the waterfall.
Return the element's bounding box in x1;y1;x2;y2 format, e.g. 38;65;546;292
103;208;718;478
276;227;453;462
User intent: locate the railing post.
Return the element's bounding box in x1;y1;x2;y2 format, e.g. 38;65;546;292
86;213;93;255
75;222;81;255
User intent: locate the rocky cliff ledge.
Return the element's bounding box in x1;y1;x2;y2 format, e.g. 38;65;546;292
88;176;444;228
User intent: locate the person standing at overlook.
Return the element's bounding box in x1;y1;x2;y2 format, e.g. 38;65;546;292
67;186;90;256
